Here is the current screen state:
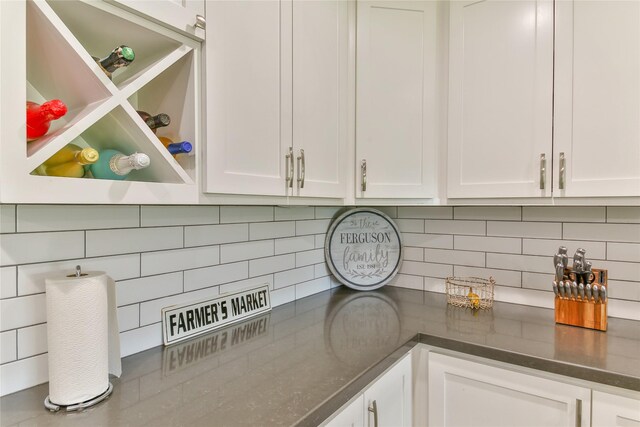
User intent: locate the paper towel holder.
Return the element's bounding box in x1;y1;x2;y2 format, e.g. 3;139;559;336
44;382;113;412
66;265;88;278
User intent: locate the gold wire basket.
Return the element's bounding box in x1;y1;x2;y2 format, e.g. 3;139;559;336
445;276;495;310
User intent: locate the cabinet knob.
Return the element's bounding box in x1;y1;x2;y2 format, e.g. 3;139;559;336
195;15;206;30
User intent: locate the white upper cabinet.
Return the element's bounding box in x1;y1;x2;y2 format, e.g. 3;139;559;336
554;0;640;197
108;0;205;40
205;0;348;199
356;1;439;199
447;0;554;198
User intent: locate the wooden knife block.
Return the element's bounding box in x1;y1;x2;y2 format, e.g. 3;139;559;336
555;268;608;331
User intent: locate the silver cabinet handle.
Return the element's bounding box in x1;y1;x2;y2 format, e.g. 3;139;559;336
367;400;378;427
361;159;367;192
539;153;546;190
297;149;305;189
195;15;206;30
285;147;294;188
559;152;566;190
575;398;582;427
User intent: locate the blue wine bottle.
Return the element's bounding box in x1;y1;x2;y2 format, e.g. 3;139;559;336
166;141;192;155
89;149;150;180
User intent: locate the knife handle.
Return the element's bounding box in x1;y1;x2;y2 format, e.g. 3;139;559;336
585;283;592;301
565;282;573;299
578;283;585;301
552;281;559;297
592;284;599;302
571;281;578;299
600;286;607;303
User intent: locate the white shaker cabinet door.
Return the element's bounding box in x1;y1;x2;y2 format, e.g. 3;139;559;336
428;353;591;427
292;0;348;199
363;353;412;427
447;0;553;198
592;390;640;427
356;1;438;199
109;0;205;39
324;395;365;427
554;0;640;197
205;0;291;196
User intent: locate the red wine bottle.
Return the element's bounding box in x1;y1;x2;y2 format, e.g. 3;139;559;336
137;111;170;134
26;100;67;141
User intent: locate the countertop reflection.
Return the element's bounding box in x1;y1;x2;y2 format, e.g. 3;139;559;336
1;287;639;426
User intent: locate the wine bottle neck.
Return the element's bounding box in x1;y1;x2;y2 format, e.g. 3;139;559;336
99;46;135;73
145;114;171;130
109;153;150;175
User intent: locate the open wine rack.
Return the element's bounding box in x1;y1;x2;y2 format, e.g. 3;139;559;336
0;0;201;204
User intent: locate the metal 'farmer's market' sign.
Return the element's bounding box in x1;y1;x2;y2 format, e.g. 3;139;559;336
325;208;403;290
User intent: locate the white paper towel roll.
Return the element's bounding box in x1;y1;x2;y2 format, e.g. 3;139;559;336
45;271;121;406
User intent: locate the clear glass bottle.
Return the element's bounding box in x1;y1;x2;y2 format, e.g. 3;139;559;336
89;149;150;180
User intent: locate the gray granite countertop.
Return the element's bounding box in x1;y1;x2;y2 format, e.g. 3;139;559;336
1;287;639;426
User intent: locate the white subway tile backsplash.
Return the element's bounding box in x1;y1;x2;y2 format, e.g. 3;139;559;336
454;207;521;221
0;205;16;233
314;262;330;278
0;354;48;396
593;260;640;282
397;206;452;219
18;205;139;232
219;274;273;295
424;248;485;267
250;221;295;240
0;294;46;331
493;286;554;310
375;207;398;218
522;207;606;223
275;207;314;221
296;277;330;299
563;223;640;243
426;220;485;236
118;304;140;332
488;221;561;239
139;287;219;326
295;249;325;267
250;254;296;277
522;239;606;260
1;266;16;298
275;236;315;255
184;223;248;247
455;266;522;288
274;266;314;289
454;236;521;254
402;233;453;249
120;323;163;358
389;274;424;290
607;243;640;263
18;254;141;296
315;207;343;219
403;247;423;261
184;262;248;292
607;207;640;223
221;240;273;263
141;206;219;227
220;206;273;223
116;272;183;306
522;272;555;292
142;246;219;276
1;231;84;266
396;219;424;233
87;227;183;257
17;324;47;359
486;253;550;274
315;234;327;248
608;299;640;322
400;261;453;279
607;280;640;301
296;219;331;236
0;330;16;364
271;286;296;307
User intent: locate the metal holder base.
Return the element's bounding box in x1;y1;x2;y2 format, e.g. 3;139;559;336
44;382;113;412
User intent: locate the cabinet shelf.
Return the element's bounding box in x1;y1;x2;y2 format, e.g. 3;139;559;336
0;0;201;204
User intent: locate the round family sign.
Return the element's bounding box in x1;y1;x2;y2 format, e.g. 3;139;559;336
325;208;403;291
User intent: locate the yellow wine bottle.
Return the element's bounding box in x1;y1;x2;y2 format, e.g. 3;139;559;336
34;144;99;178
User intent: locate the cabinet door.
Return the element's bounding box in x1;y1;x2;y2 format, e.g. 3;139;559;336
205;0;291;196
447;0;553;198
554;1;640;197
363;354;412;427
592;390;640;427
356;1;438;199
109;0;205;39
324;394;365;427
292;0;348;199
428;353;591;427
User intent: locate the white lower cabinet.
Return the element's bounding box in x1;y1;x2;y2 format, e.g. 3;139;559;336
324;352;412;427
592;390;640;427
428;352;591;427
